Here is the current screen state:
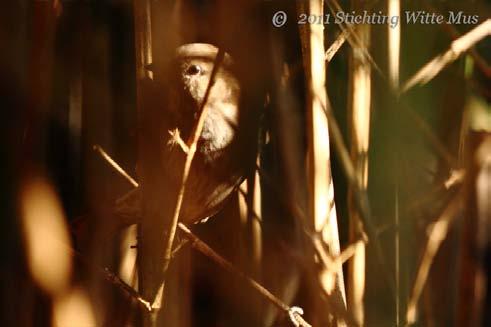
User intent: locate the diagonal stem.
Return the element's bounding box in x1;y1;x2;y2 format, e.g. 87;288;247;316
152;50;226;309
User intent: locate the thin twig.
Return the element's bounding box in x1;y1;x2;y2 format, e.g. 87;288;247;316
256;164;368;277
102;267;152;312
422;1;491;78
325;30;349;62
400;19;491;94
177;223;312;327
399;103;458;168
155;49;226;308
283;30;350;90
321;97;396;296
281;239;361;327
64;240;152;312
405;169;465;214
93;145;139;187
406;188;464;324
326;0;383;76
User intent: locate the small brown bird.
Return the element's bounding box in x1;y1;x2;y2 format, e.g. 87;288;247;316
115;43;255;225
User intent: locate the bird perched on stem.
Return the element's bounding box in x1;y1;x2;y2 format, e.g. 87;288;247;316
115;43;258;226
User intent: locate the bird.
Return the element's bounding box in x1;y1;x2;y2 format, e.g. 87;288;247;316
114;43;256;226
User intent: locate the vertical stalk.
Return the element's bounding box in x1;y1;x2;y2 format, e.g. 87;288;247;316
239;166;263;279
347;6;371;324
133;1;160;326
251;157;263;278
134;0;153;82
238;157;263;323
299;0;346;323
388;0;400;90
388;1;401;325
457;94;491;326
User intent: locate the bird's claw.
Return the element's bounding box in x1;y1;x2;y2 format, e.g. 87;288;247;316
288;306;311;327
168;129;190;154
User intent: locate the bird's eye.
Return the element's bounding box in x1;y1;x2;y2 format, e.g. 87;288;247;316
184;64;202;76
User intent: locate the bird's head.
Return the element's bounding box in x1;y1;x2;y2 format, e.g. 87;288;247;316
171;43;241;158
